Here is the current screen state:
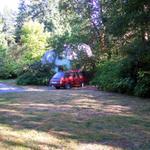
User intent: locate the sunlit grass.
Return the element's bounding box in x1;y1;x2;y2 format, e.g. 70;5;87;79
0;90;150;149
0;124;78;150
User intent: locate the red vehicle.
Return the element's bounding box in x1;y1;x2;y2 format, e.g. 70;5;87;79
49;70;88;89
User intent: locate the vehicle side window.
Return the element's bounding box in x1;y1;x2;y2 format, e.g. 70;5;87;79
69;73;74;78
73;73;76;78
53;72;64;78
76;72;79;78
65;73;70;78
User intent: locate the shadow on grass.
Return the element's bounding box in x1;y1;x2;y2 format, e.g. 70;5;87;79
0;90;150;149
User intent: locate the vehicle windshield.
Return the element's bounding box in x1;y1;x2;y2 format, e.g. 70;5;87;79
53;72;64;78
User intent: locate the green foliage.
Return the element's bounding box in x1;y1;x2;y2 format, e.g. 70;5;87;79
20;20;49;62
91;59;131;92
0;45;9;78
0;59;18;79
134;72;150;97
27;0;52;32
0;21;10;78
0;9;26;79
91;0;150;97
48;0;96;51
15;0;29;42
92;59;150;97
91;60;121;92
17;62;54;85
72;52;96;71
115;77;135;94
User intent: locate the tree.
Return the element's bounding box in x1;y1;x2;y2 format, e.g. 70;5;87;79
27;0;53;32
105;0;150;73
20;20;49;64
0;14;11;78
92;0;150;97
15;0;29;42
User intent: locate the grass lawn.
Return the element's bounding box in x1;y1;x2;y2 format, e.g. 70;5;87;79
0;79;16;82
0;90;150;150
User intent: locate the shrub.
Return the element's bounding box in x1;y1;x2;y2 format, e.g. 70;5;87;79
0;62;17;79
116;77;135;94
91;60;121;92
134;72;150;97
91;59;135;94
17;62;54;85
91;58;150;97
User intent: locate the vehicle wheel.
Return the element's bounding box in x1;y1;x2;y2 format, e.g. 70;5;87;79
81;82;85;87
55;86;60;89
64;83;72;89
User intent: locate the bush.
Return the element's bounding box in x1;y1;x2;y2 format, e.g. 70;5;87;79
91;58;150;97
91;60;121;92
134;72;150;97
91;59;135;94
115;77;135;94
0;63;17;79
17;62;54;85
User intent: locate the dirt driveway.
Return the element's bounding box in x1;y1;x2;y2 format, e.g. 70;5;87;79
0;81;97;93
0;82;150;150
0;81;51;93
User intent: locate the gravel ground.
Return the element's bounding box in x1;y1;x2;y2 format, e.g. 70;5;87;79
0;83;24;93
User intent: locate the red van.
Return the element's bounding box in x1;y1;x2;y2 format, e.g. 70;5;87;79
49;70;88;89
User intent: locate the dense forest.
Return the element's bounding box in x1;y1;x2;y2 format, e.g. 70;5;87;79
0;0;149;97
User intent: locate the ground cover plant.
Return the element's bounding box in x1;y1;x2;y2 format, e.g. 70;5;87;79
0;89;150;150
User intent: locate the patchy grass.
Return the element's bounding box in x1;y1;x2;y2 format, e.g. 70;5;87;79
0;90;150;150
0;79;16;83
